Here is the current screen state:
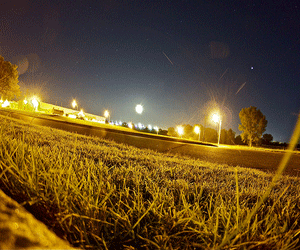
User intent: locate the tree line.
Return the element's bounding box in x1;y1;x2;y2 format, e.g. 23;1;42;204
167;106;274;147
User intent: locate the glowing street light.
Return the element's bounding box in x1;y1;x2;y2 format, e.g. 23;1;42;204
2;100;10;108
128;122;133;129
72;100;78;110
138;122;144;129
78;109;85;119
135;104;143;114
194;125;200;141
212;113;220;123
32;98;39;111
104;110;110;123
154;126;159;135
212;113;222;145
177;125;184;138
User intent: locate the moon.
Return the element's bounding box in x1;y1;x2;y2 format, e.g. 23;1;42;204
135;104;143;114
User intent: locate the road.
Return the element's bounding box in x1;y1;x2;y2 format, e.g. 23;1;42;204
1;108;300;177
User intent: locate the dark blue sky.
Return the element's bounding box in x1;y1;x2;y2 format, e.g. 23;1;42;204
1;0;299;142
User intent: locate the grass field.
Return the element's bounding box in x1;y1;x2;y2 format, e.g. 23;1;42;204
1;114;300;249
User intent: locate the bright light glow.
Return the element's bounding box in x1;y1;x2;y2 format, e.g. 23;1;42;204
154;126;159;131
148;125;152;130
212;113;220;123
24;99;28;104
177;126;184;136
104;110;109;118
0;99;3;103
2;100;10;108
119;121;122;126
138;122;143;129
72;100;77;109
135;104;143;114
194;126;200;134
78;109;85;117
69;114;77;119
212;112;222;145
31;98;39;109
128;122;133;129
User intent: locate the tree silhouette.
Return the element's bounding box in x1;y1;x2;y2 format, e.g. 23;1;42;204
0;56;21;100
262;133;273;145
235;135;245;145
239;106;267;147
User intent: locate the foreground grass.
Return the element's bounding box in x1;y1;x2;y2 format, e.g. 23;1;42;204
0;115;300;249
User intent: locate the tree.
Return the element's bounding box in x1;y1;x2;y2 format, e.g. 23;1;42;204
168;127;177;137
235;135;245;145
262;133;273;145
204;127;218;143
220;128;236;145
238;106;267;147
226;128;236;145
0;56;21;100
182;124;194;139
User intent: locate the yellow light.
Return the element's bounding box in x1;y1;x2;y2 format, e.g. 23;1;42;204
135;104;143;114
177;125;184;136
104;110;109;118
2;100;10;108
194;125;200;134
78;109;85;118
24;99;28;104
0;99;3;103
72;100;77;109
68;114;77;119
212;113;220;123
31;98;39;109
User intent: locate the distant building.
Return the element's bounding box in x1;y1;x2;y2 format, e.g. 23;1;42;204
39;102;106;123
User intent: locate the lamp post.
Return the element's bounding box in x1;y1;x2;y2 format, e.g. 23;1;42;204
177;125;184;138
32;98;39;111
154;126;159;135
104;110;110;123
72;100;78;110
212;113;222;145
194;125;200;141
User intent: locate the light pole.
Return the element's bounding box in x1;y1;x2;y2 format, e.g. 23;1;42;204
177;125;184;138
154;126;159;135
32;98;39;111
104;110;110;123
194;125;200;141
212;113;222;145
72;100;78;110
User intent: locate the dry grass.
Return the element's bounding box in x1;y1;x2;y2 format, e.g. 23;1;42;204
1;115;300;249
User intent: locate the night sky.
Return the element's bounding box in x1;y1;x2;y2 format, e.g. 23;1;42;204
1;0;299;142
